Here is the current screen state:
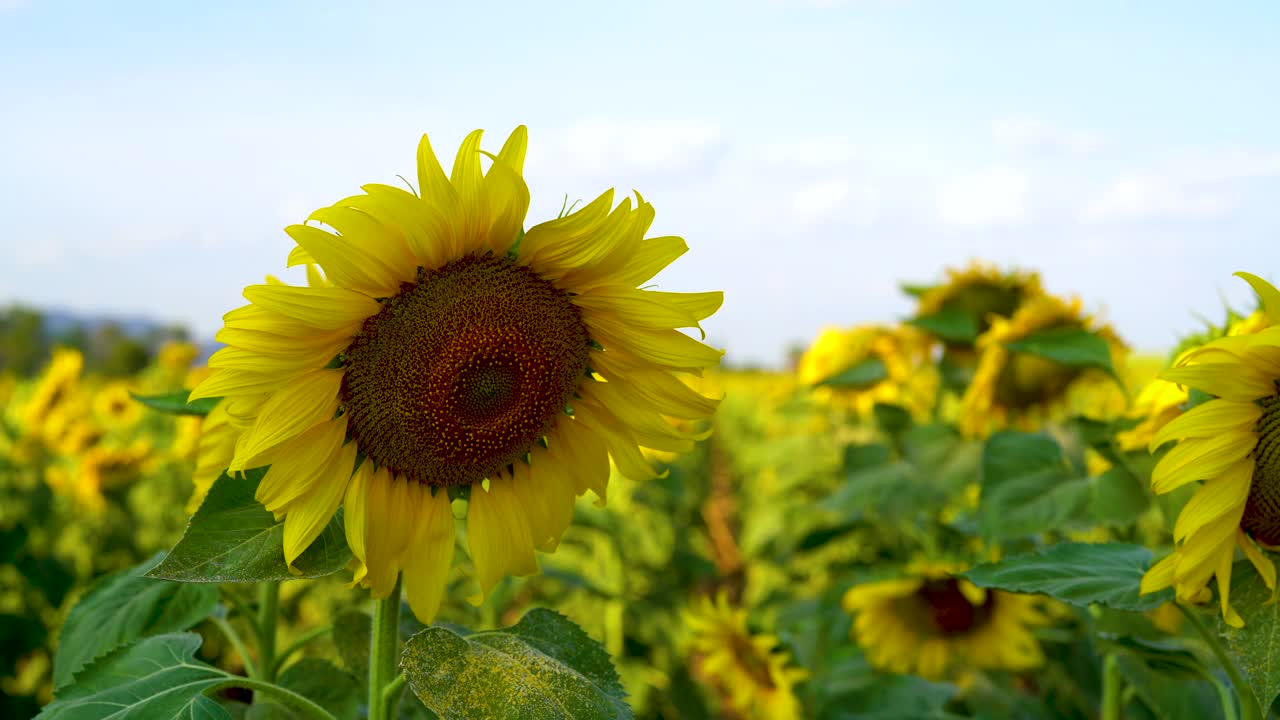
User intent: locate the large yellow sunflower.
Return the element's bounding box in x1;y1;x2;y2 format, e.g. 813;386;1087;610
796;324;937;420
842;561;1049;681
190;126;723;622
958;295;1127;438
1140;273;1280;627
684;591;807;720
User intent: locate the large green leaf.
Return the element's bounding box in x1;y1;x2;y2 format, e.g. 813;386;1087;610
40;633;232;719
1004;327;1119;379
132;390;221;417
908;307;979;344
819;357;888;390
148;470;351;583
402;608;632;719
1218;560;1280;711
962;542;1172;612
1089;466;1150;526
53;554;219;689
979;431;1090;540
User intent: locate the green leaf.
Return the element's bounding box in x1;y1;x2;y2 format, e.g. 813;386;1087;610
331;611;372;688
132;390;222;417
1089;467;1150;526
817;674;959;720
1004;327;1119;378
147;470;351;583
872;403;912;439
819;357;888;390
40;633;232;719
908;307;979;344
979;431;1090;540
1219;560;1280;710
246;659;360;720
402;608;632;720
962;542;1172;612
53;553;219;689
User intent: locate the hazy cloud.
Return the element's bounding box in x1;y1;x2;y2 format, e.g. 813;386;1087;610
993;116;1102;155
937;167;1028;226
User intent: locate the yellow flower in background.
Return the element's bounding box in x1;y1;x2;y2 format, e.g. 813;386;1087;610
959;295;1128;438
1116;378;1187;452
1141;273;1280;627
21;348;83;436
170;415;203;462
158;341;199;375
190;126;723;622
40;408;102;457
48;440;152;512
915;260;1044;346
842;561;1049;681
684;591;807;720
92;382;142;430
797;324;938;420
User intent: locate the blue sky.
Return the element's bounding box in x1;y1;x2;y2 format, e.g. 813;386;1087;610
2;0;1278;365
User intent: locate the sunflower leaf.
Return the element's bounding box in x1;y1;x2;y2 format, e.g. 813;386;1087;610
961;542;1171;612
1218;560;1280;712
979;431;1091;540
39;633;232;719
1003;327;1119;380
909;307;980;343
131;390;222;416
147;470;351;583
401;608;632;720
818;357;888;389
52;553;218;690
246;658;361;720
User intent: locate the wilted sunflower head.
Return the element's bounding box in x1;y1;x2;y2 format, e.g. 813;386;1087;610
797;324;937;420
842;560;1049;681
190;126;724;622
1141;272;1280;627
684;591;807;720
958;295;1127;438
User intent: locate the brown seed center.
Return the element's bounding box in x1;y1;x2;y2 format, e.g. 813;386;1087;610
914;578;997;636
339;254;592;487
1242;393;1280;545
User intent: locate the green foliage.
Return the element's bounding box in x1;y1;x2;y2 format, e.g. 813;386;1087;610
246;659;360;720
1218;561;1280;711
979;431;1091;540
819;357;888;389
1003;326;1120;381
52;553;218;689
908;308;979;344
133;390;221;417
962;543;1172;612
401;608;632;720
148;471;351;583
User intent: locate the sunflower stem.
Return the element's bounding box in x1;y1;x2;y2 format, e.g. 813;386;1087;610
369;578;402;720
1100;653;1123;720
258;582;280;684
211;615;257;679
213;678;337;720
1178;602;1262;720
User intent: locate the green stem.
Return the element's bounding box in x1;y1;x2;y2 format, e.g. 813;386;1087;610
258;582;280;684
212;678;337;720
270;623;334;677
383;673;408;718
1178;602;1262;720
1198;668;1241;720
1101;653;1123;720
211;616;258;679
368;578;402;720
220;587;262;637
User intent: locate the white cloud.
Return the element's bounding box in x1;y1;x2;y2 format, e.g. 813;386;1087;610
936;167;1028;226
1081;175;1234;222
789;178;850;220
529;119;726;182
762;136;858;170
993;115;1101;155
0;0;29;13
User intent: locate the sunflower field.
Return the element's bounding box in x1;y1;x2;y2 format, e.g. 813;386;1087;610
6;128;1280;720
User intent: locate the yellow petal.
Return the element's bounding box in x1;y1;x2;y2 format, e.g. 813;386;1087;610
402;486;456;623
1217;547;1244;628
589;318;724;372
613;235;688;288
1140;552;1179;595
286;221;404;297
282;439;357;571
450;129;489;253
1149;398;1260;452
230;370;342;471
361;466;416;597
343;459;372;584
256;416;349;511
518;189;615;268
574;403;664;482
590;353;720;419
467;475;538;603
479;149;530;256
1236;272;1280;325
416;132;463;227
1240;530;1278;591
243;284;380;331
1172;458;1252;542
548;418;611;500
360;184;458;269
1151;431;1255;494
1160;363;1273;402
495;125;528;175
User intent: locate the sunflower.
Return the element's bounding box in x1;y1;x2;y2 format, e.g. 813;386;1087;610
842;561;1049;681
190;126;723;622
158;340;199;375
1139;273;1280;627
915;261;1043;344
93;381;142;430
958;295;1127;438
684;591;807;720
50;440;152;512
21;348;83;437
796;324;937;420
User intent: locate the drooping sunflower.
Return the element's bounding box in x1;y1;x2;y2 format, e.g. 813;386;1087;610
914;261;1044;343
842;561;1049;681
93;381;143;430
1140;273;1280;627
796;324;937;420
958;294;1128;438
684;591;807;720
190;126;723;621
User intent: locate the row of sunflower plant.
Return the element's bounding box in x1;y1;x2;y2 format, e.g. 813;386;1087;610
8;124;1280;719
